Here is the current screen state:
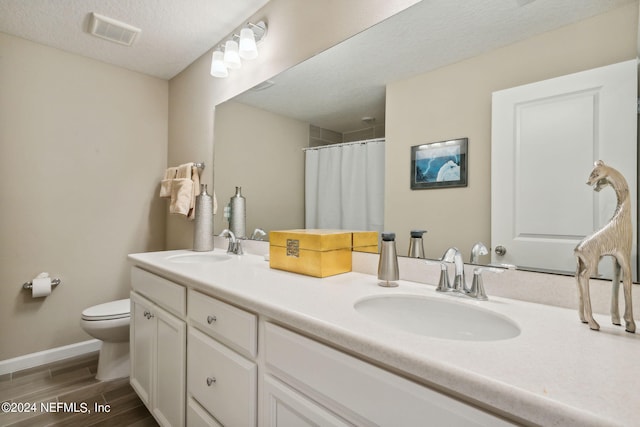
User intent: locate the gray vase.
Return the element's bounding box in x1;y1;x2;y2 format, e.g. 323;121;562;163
193;184;214;251
229;186;246;239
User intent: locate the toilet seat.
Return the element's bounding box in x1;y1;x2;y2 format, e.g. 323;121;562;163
82;298;130;321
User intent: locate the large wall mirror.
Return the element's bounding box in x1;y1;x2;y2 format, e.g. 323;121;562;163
213;0;639;281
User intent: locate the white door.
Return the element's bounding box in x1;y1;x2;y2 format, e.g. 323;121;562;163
491;60;637;279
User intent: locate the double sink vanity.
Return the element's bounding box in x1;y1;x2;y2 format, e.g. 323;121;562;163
128;247;640;426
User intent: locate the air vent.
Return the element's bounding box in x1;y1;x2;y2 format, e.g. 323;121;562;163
89;13;141;46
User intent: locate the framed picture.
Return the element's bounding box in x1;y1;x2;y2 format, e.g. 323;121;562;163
410;138;468;189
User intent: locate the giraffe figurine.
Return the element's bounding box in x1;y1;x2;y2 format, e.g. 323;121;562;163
575;160;635;332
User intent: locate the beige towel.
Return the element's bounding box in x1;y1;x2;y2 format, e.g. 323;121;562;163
170;163;194;216
159;167;178;198
188;166;201;219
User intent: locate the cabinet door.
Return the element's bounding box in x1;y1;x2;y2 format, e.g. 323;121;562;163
188;327;257;427
130;292;155;406
187;397;223;427
153;306;186;427
263;375;352;427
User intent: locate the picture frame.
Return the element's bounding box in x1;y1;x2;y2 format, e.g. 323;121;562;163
410;138;468;190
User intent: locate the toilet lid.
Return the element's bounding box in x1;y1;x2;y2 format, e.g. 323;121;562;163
82;298;130;321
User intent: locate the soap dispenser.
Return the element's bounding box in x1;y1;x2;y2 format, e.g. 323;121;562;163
378;232;399;287
408;230;427;258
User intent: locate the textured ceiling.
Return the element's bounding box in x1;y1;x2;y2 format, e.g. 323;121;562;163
0;0;269;79
234;0;637;133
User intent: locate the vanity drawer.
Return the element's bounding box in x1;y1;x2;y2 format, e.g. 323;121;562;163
188;328;257;427
265;322;515;426
131;267;185;317
188;289;257;358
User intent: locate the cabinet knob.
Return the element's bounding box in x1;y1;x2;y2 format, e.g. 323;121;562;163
206;376;216;386
143;311;154;319
207;315;217;324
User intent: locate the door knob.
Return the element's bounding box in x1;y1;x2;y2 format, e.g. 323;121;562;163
495;245;507;256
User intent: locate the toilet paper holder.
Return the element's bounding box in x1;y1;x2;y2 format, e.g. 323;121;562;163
22;278;61;290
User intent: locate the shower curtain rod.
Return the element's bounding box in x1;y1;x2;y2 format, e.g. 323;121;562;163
302;137;385;151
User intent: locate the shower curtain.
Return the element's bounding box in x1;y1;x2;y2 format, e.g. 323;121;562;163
305;138;384;232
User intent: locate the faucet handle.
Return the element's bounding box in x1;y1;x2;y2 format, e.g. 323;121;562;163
424;259;452;292
235;239;244;255
435;262;453;292
467;268;488;300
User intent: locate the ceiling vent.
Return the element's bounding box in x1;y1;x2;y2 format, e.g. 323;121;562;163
89;13;141;46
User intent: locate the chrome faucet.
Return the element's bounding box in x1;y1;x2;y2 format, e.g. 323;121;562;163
250;228;267;241
220;229;243;255
437;247;488;300
470;241;488;264
441;247;467;293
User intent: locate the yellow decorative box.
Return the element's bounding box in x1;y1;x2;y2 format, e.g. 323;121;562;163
351;231;379;253
269;229;353;278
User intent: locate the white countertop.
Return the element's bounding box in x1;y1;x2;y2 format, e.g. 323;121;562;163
128;249;640;427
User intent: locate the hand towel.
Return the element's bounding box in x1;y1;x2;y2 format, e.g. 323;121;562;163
188;165;201;219
159;167;178;198
170;163;194;216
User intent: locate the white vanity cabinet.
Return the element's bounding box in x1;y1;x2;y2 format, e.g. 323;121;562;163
263;322;516;427
187;289;258;426
130;267;186;427
262;374;352;427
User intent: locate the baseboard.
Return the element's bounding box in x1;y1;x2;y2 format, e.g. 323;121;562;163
0;339;101;375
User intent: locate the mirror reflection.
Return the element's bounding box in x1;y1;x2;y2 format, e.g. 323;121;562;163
213;0;639;281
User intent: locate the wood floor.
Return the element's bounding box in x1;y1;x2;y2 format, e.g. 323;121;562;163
0;352;158;427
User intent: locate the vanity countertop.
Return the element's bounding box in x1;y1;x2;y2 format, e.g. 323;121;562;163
128;249;640;427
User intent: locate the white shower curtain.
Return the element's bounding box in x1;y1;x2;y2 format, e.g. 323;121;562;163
305;139;384;232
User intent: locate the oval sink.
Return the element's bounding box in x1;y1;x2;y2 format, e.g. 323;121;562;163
166;253;232;264
354;295;520;341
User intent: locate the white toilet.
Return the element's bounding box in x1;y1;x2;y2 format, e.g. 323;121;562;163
80;298;131;381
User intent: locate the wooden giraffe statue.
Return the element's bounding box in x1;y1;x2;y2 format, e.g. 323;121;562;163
575;160;635;332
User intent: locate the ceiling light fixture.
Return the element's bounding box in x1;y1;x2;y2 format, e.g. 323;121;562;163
223;39;242;69
210;49;228;78
210;20;268;79
239;27;258;59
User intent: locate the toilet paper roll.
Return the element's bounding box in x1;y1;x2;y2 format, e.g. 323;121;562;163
32;277;52;298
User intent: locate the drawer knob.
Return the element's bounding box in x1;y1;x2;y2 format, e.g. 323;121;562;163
206;376;216;386
207;315;217;324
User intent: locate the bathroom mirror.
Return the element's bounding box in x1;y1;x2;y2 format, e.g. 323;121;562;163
213;0;639;281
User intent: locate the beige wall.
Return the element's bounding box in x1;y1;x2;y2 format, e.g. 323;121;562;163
0;33;168;359
166;0;421;249
385;3;639;260
213;102;308;234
